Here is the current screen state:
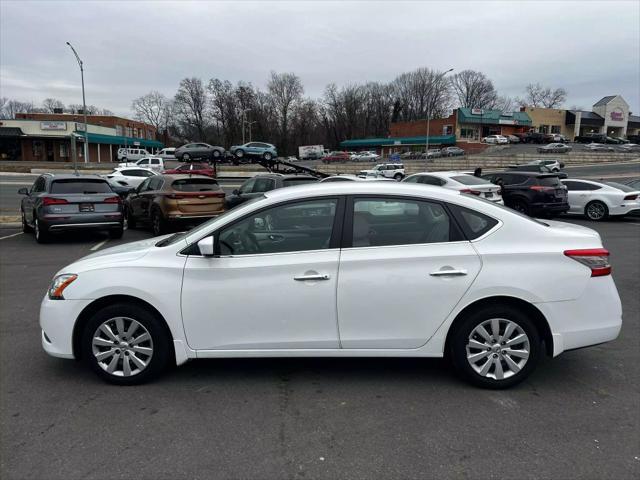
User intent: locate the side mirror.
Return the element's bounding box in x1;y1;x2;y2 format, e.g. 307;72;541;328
197;236;215;256
18;188;28;195
233;189;240;196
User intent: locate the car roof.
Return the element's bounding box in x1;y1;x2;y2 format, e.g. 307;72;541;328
42;173;107;181
409;171;471;178
159;174;218;181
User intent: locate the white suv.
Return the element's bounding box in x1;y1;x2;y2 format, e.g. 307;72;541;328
359;163;405;181
118;156;166;172
117;148;150;161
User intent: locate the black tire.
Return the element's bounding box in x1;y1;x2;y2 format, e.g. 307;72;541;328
34;217;50;244
585;200;609;221
212;150;221;159
151;208;167;236
449;304;541;389
182;153;190;161
125;207;137;229
235;149;244;159
393;173;403;181
21;210;32;233
263;152;273;161
109;227;124;239
511;200;530;216
81;302;172;385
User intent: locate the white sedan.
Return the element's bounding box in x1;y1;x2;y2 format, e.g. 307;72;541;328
105;167;157;188
40;182;621;388
403;171;503;204
561;179;640;221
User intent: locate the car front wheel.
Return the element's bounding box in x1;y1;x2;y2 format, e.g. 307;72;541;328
212;150;221;159
263;152;273;161
151;208;167;236
182;153;190;161
450;305;541;389
235;149;244;159
81;303;171;385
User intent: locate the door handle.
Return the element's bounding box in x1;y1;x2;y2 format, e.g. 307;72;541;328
429;269;468;277
294;274;330;281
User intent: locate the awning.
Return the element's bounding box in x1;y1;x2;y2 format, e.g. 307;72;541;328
75;131;163;148
340;135;456;148
457;108;532;126
0;127;26;137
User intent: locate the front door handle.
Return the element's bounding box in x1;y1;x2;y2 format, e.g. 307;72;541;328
429;269;468;277
294;274;330;281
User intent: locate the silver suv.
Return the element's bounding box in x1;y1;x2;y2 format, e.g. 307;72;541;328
117;148;150;161
359;163;406;181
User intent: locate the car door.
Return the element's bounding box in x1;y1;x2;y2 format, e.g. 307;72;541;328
181;197;344;350
128;177;152;218
139;177;164;218
23;176;46;223
336;196;482;349
563;180;594;214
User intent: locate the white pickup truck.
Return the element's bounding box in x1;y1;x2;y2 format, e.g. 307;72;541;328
117;156;167;172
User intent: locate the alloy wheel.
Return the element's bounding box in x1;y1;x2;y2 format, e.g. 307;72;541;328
465;318;530;380
586;202;606;220
91;317;154;377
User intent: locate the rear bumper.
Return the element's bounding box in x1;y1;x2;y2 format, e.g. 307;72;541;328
609;202;640;216
40;213;123;232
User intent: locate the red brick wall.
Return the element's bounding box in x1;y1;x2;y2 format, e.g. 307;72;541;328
390;112;457;137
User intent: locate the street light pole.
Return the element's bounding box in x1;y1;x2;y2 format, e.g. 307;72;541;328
425;68;454;165
66;42;89;165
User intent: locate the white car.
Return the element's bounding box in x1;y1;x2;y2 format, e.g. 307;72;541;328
527;159;564;173
117;148;150;162
117;156;166;172
482;135;509;145
156;148;176;160
403;171;503;204
105;167;157;188
353;152;381;162
585;143;615;152
41;182;621;388
561;179;640;221
320;174;395;182
359;163;405;181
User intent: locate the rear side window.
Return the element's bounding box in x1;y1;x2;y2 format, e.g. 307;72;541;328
50;179;112;194
448;204;499;240
535;177;562;187
172;178;219;192
451;175;489;186
283;178;318;187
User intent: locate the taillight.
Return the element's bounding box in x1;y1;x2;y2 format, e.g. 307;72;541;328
42;197;69;206
460;189;481;196
623;194;638;200
530;186;555;191
564;248;611;277
103;196;121;204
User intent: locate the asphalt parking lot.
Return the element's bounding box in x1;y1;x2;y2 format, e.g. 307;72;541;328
0;215;639;479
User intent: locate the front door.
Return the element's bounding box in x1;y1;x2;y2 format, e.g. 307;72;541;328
336;196;482;349
182;197;343;350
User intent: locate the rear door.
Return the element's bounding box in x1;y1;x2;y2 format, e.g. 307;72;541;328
336;196;482;348
563;180;598;213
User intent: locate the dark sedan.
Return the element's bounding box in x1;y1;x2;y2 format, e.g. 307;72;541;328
174;143;226;162
19;174;124;243
226;174;319;209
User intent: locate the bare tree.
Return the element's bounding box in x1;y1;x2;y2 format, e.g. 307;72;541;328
519;83;567;108
268;72;304;153
131;91;171;131
392;68;452;121
450;70;498;109
2;99;35;119
41;98;65;113
490;95;516;112
173;78;209;141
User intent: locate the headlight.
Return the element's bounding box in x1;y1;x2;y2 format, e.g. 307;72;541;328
48;274;78;300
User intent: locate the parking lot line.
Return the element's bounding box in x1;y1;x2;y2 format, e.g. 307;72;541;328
0;232;23;241
90;239;109;251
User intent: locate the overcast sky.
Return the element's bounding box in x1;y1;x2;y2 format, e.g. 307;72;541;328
1;0;639;116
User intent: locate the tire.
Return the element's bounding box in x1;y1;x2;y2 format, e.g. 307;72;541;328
151;208;167;236
212;150;221;159
585;200;608;221
182;153;190;161
393;173;403;181
263;152;273;161
511;200;530;216
449;304;541;389
125;207;137;229
109;227;124;239
235;149;244;159
81;302;171;385
34;217;50;243
21;210;32;233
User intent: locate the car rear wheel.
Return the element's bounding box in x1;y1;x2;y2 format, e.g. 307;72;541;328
81;303;171;385
511;200;530;216
393;173;403;181
450;305;541;389
235;149;244;159
585;200;608;221
263;152;273;161
182;153;190;161
151;208;167;236
212;150;221;159
34;217;50;243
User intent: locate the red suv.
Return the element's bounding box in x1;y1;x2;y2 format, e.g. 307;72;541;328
163;162;216;178
322;151;351;164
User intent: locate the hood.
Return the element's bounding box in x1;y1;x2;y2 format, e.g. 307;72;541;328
56;234;173;276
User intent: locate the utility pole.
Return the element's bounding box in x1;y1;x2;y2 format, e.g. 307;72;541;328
425;68;454;166
247;121;257;142
66;42;89;164
241;108;251;144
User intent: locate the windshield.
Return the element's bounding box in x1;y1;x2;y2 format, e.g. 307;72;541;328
451;175;490;186
50;179;112;194
156;195;266;247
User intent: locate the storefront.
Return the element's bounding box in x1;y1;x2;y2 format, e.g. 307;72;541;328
455;108;532;141
340;135;456;156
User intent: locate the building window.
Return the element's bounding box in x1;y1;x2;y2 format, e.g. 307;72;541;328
538;125;549;134
126;127;133;137
32;141;43;157
551;126;561;134
460;127;478;139
443;124;453;135
59;143;69;158
116;125;123;136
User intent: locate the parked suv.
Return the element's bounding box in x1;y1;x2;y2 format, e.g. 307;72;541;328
117;148;150;161
19;174;124;243
229;142;278;162
482;171;569;217
125;174;225;236
226;174;319;209
359;163;405;181
118;156;167;171
174;143;226;162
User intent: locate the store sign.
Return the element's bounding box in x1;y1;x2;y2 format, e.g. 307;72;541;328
610;111;624;121
499;119;515;125
40;121;66;131
471;108;484;115
393;140;401;145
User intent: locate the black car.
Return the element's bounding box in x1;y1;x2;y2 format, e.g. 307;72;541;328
226;174;319;209
19;174;124;243
482;172;569;217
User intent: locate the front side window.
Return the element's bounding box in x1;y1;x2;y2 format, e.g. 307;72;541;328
351;197;461;247
252;178;276;192
148;177;164;191
218;198;338;256
420;175;445;186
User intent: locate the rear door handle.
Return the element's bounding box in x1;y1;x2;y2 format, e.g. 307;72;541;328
429;269;468;277
294;274;330;281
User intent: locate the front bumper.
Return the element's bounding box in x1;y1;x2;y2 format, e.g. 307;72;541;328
40;295;93;359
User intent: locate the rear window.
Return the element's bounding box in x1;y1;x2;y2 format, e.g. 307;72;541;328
50;179;112;194
283;178;318;187
535;176;562;187
171;178;219;192
451;175;489;186
602;181;635;192
448;204;499;239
